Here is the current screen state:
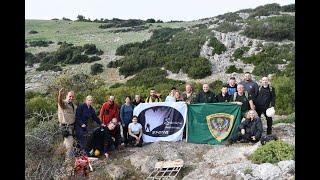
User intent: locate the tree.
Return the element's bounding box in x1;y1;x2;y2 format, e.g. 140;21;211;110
77;15;85;21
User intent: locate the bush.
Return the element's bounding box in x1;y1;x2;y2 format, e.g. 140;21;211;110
274;113;295;124
242;15;295;41
36;64;62;72
209;80;223;94
90;63;104;75
249;140;294;164
232;46;250;60
25;96;57;115
272;75;295;115
217;12;242;22
209;37;226;55
252;62;279;76
249;3;281;18
281;4;295;12
83;44;104;55
215;22;240;33
29;30;38;34
29;40;54;47
226;65;243;73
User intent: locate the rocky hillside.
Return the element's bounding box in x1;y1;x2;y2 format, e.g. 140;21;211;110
25;3;295;93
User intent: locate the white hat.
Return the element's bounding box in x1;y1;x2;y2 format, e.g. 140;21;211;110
266;107;275;117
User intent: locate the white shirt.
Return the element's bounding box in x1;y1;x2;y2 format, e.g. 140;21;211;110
165;95;176;102
129;122;142;135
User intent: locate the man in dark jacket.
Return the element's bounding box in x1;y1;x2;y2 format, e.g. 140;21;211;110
195;83;217;103
227;110;263;144
216;84;231;102
255;77;276;135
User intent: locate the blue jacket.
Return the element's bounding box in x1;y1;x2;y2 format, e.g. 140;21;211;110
75;103;101;126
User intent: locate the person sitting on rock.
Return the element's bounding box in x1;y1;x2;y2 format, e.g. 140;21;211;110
128;115;143;147
226;109;263;145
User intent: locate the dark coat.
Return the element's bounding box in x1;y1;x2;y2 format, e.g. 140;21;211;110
238;117;263;140
196;90;217;103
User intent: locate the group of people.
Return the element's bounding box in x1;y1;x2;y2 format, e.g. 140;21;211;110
57;71;276;160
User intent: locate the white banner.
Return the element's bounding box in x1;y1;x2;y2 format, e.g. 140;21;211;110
133;102;187;142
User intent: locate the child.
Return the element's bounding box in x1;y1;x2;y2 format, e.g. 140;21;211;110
128;115;143;147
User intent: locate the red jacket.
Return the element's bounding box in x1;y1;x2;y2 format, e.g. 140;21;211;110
99;101;120;125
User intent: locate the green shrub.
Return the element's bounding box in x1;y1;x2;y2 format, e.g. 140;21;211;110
36;64;62;72
126;68;184;88
111;28;213;78
83;44;104;55
29;30;38;34
209;37;226;55
29;40;54;47
274;113;295;124
232;46;250;60
90;63;104;75
272;75;295;115
249;140;294;164
215;22;240;33
25;96;56;115
226;65;243;74
242;15;295;41
252;62;279;76
281;4;295;12
249;3;281;18
209;80;223;95
217;12;242;22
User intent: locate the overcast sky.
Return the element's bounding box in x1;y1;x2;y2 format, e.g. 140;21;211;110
25;0;295;22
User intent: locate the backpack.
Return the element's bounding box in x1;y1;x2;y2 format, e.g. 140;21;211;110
233;91;249;102
260;134;278;145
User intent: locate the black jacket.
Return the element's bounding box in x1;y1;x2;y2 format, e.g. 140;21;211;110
216;93;231;102
196;90;217;103
255;85;276;108
239;118;263;140
87;126;120;153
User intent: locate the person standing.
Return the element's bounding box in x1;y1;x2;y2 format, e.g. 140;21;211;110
99;95;120;125
132;94;145;106
120;96;134;145
145;88;162;103
195;83;217;103
227;77;238;96
57;88;77;159
230;84;255;119
239;72;259;102
216;84;231;102
75;95;102;155
255;77;276;135
181;84;197;104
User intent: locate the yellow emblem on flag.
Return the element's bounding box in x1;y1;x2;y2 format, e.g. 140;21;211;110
206;113;234;142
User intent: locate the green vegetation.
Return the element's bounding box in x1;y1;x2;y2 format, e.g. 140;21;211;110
90;63;104;75
126;68;184;88
214;22;240;33
249;140;294;164
25;42;103;71
242;43;294;74
232;46;250;60
242;15;295;41
109;26;149;33
209;37;227;55
209;80;223;95
29;30;38;34
281;4;295;12
248;3;281;18
274;113;295;124
272;75;295;115
29;40;54;47
226;65;243;74
217;12;242;22
110;27;214;78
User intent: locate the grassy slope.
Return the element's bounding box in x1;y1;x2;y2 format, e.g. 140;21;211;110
25;20;199;55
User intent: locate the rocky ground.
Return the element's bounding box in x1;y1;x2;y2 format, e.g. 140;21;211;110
74;118;295;180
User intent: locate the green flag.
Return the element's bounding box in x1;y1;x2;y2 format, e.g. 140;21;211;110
187;102;241;145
